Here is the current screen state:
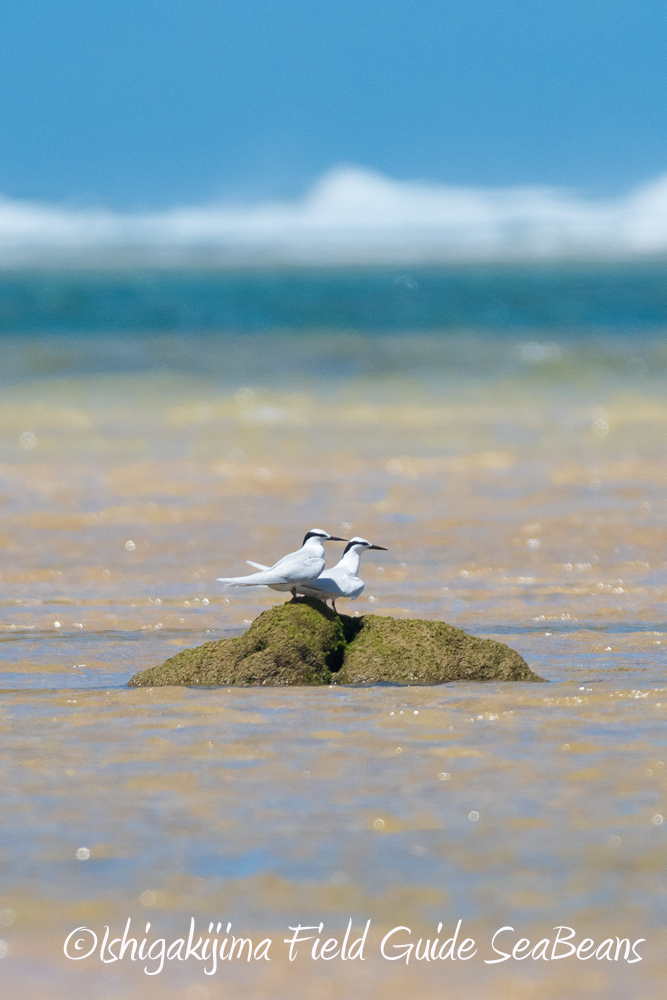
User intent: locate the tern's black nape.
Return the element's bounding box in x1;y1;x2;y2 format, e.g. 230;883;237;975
302;529;347;544
341;538;388;556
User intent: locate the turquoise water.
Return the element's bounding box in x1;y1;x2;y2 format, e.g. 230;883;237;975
2;262;667;337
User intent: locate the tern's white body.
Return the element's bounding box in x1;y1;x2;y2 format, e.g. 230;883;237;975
298;544;366;602
248;537;387;609
217;529;346;592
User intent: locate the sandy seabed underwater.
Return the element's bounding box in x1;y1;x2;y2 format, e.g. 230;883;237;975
1;265;666;999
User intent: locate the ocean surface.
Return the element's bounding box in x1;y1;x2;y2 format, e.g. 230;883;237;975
1;264;666;999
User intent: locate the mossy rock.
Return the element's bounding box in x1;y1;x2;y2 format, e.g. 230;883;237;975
129;598;345;687
129;597;543;687
335;614;539;684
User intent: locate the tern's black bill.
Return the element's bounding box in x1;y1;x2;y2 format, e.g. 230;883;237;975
328;536;349;542
369;545;388;550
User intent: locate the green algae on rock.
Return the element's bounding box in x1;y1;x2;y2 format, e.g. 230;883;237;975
129;598;345;688
335;613;539;684
129;597;542;687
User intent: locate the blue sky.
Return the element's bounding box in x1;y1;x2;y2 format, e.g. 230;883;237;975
1;0;666;207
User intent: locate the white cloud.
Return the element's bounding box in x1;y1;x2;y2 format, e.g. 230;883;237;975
2;166;667;263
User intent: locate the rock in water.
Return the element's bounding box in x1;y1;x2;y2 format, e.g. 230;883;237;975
129;599;345;688
336;613;539;684
128;598;543;687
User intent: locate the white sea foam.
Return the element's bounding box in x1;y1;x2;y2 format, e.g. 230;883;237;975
2;166;667;264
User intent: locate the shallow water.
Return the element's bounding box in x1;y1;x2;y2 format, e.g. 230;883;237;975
1;277;667;998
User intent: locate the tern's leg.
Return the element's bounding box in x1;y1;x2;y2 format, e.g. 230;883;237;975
290;587;297;600
332;599;337;613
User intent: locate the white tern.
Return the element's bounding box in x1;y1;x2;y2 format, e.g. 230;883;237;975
247;535;387;611
217;528;348;598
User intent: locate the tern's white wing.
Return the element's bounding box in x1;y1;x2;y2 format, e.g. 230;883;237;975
299;578;347;599
218;547;325;588
265;548;323;580
298;567;365;600
247;560;269;570
216;568;282;588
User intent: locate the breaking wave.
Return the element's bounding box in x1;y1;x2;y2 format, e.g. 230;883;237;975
2;166;667;264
